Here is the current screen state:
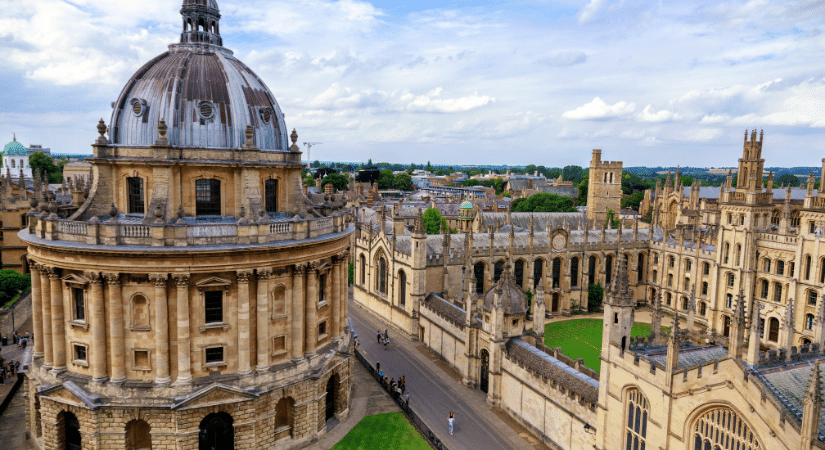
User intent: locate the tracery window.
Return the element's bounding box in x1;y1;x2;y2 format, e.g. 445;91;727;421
377;257;387;294
703;262;710;276
760;280;768;299
570;257;579;287
768;318;779;342
692;408;761;450
776;260;784;276
625;389;648;450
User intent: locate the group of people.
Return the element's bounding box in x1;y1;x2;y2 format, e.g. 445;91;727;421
0;331;30;349
0;355;18;385
377;328;390;350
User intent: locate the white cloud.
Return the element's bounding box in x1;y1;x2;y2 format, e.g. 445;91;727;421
638;105;680;122
578;0;606;24
406;91;494;113
540;51;587;67
562;97;636;120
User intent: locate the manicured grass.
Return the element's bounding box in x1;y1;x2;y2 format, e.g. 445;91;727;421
544;319;669;373
331;412;430;450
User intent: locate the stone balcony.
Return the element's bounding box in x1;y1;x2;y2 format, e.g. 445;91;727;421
24;210;349;248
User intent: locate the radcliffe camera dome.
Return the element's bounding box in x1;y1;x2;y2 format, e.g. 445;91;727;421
109;0;288;150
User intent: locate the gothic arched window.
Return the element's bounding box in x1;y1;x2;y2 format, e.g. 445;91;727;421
692;408;761;450
625;389;648;450
768;317;779;342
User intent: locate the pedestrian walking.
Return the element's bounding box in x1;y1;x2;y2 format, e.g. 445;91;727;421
377;330;382;343
405;392;410;408
448;412;455;435
378;369;384;379
384;327;389;341
383;338;388;350
376;361;380;373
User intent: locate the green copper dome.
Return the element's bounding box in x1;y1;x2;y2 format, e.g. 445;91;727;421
460;200;473;209
3;137;27;156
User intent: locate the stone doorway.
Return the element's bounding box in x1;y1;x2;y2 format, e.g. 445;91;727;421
325;376;336;421
62;412;81;450
199;412;234;450
480;349;490;393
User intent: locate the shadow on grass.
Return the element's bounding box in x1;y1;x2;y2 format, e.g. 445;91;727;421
331;412;431;450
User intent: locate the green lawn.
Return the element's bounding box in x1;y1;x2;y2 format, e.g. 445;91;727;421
544;319;669;373
331;412;430;450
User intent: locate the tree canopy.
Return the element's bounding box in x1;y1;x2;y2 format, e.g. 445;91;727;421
394;173;415;191
0;270;30;306
776;174;801;187
511;193;576;213
422;207;444;234
29;152;63;183
321;173;349;191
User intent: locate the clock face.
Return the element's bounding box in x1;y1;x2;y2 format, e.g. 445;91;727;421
552;234;566;250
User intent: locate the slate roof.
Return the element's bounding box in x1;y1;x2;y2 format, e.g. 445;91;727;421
422;292;466;327
637;344;729;369
479;212;587;232
505;338;599;403
752;359;825;439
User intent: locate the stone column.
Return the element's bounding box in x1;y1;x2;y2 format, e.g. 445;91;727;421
236;270;253;377
29;261;43;358
256;269;271;373
88;273;107;383
104;273;125;383
174;275;192;386
291;263;306;360
305;262;319;356
39;266;53;369
150;274;170;385
49;269;66;374
331;256;341;339
340;250;350;331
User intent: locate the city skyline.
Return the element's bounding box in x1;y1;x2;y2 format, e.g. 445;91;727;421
1;0;823;166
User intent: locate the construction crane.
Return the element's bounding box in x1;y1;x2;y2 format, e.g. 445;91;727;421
303;142;322;167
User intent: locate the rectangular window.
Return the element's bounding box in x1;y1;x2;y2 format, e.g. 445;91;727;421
667;274;673;287
318;321;327;337
74;345;87;362
134;350;150;370
810;290;818;305
684;278;690;291
319;273;326;303
195;178;221;216
127;177;144;214
703;263;709;276
776;260;784;276
74;288;85;321
204;291;223;323
273;335;286;354
685;260;692;272
265;179;278;213
728;273;735;287
790;262;795;277
701;282;708;296
205;347;224;364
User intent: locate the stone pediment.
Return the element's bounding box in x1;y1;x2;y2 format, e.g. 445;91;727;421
61;273;90;287
195;276;233;291
38;381;101;409
172;383;258;410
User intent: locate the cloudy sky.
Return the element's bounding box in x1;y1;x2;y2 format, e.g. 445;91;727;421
1;0;824;167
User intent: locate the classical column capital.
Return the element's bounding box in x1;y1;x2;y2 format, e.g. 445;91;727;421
102;272;120;285
272;267;289;277
293;263;307;275
236;270;253;283
46;267;61;279
148;274;168;286
256;268;272;280
308;261;319;273
85;272;103;285
173;274;190;286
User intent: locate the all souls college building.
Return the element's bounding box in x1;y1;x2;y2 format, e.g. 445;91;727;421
354;133;825;449
20;1;354;448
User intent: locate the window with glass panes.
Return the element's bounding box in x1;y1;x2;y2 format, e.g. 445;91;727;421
265;179;278;213
625;389;648;450
195;179;221;216
204;291;223;323
74;288;85;321
127;177;144;214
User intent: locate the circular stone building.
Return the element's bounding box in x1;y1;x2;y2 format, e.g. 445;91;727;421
21;1;354;448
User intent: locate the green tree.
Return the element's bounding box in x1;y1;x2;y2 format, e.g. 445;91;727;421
777;174;801;187
680;176;693;186
511;193;576;212
562;165;584;184
311;160;321;168
525;164;537;175
621;191;645;211
0;270;31;305
29;152;63;183
577;176;589;205
422;207;444;234
321;173;349;191
377;170;396;189
587;283;604;312
605;209;621;229
348;262;354;285
462;179;480;187
479;178;504;195
394;173;415;191
426;161;433;171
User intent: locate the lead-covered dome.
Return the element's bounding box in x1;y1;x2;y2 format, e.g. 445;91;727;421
3;137;27;156
109;0;288;151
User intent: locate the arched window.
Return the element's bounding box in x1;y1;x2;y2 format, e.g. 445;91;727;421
199;412;234;450
723;316;731;336
570;257;579;287
699;302;706;316
494;260;504;282
702;262;710;275
776;260;784;275
666;292;672;306
760;280;768;299
265;179;278;213
652;270;658;284
11;159;15;169
533;259;544;289
724;243;730;264
701;281;708;296
637;253;645;282
125;419;151;450
274;397;295;440
605;255;614;285
682;297;689;310
653;253;659;265
685;259;692;272
359;255;365;285
727;272;735;287
398;270;406;307
474;262;485;294
127;177;145;214
669;256;675;268
726;294;733;309
195;178;221;216
809;289;818;306
667;273;673;287
588;255;597;286
805;255;812;280
552;258;561;288
768;318;780;342
378;257;387;294
684;277;690;291
514;260;524;288
763;258;771;272
773;283;782;303
806;314;815;330
692;408;761;450
624;389;649;450
735;244;741;266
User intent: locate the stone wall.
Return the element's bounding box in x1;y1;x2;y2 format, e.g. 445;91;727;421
0;291;31;338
